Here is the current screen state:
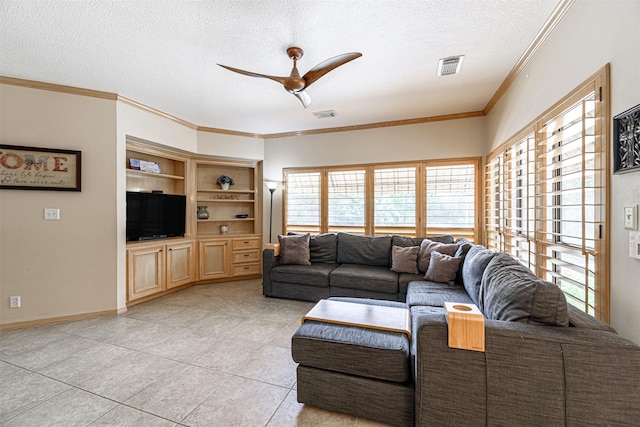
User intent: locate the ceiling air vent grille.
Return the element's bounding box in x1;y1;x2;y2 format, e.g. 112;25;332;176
437;55;465;76
313;110;337;118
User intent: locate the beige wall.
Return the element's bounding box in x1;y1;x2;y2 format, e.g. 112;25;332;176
197;131;264;160
262;117;487;243
486;0;640;343
0;84;118;324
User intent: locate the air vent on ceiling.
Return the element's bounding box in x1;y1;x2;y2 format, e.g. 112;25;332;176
437;55;465;76
313;110;337;118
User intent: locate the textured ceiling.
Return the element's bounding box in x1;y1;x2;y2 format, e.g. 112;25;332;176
1;0;562;135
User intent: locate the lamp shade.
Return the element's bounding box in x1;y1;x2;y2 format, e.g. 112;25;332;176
264;181;279;191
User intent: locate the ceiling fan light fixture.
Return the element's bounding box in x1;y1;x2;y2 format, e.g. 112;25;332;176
437;55;465;76
313;110;337;119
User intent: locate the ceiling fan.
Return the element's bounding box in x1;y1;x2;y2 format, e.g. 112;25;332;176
217;47;362;108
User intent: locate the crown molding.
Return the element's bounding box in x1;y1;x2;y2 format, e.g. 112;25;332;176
262;111;485;139
197;126;264;139
117;95;198;130
0;76;117;100
483;0;576;114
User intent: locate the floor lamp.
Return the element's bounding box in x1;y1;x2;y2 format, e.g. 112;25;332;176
265;181;279;243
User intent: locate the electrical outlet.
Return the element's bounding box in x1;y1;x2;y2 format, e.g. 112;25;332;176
10;296;21;308
44;208;60;220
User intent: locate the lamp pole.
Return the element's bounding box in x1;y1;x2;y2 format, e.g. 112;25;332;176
268;186;275;243
265;182;279;243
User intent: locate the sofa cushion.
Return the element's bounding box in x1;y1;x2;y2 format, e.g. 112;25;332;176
423;251;461;285
270;263;337;288
330;264;399;294
337;233;392;267
278;233;311;265
406;280;474;307
391;245;419;274
461;245;497;306
479;253;569;326
309;233;338;263
398;272;424;296
292;320;411;383
417;239;459;273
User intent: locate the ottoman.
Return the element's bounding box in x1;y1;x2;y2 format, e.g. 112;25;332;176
291;298;414;426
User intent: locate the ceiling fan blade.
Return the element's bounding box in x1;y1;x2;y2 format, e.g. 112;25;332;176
294;90;311;108
217;64;288;86
302;52;362;88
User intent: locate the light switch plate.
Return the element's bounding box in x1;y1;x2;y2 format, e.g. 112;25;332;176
624;205;637;230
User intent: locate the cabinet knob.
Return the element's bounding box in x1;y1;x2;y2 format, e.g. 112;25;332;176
243;253;249;257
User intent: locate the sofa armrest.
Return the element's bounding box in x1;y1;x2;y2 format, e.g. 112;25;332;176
414;314;640;426
262;248;280;296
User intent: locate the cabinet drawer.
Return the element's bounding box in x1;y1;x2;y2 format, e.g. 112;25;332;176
232;237;261;250
232;250;260;264
232;263;261;276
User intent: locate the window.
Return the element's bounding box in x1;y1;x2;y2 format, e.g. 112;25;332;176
283;158;481;241
327;169;366;234
537;90;605;318
485;67;609;320
425;163;477;240
374;166;416;236
284;171;321;234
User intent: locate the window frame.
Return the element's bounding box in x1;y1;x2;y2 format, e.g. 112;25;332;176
283;157;482;242
485;65;610;321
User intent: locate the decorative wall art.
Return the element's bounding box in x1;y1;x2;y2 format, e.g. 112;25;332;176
613;103;640;174
0;144;82;191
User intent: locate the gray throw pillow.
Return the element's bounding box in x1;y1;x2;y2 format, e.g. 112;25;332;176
479;253;569;327
423;251;461;285
390;245;419;274
278;233;311;265
461;245;496;306
417;239;458;273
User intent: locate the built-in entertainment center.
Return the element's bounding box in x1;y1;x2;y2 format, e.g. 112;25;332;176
125;138;262;304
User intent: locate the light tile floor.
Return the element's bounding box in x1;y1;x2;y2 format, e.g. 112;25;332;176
0;279;390;426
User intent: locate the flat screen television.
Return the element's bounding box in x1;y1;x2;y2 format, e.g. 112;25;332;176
126;191;186;241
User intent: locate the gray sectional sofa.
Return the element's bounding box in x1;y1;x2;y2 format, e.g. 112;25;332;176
263;233;640;426
262;232;457;302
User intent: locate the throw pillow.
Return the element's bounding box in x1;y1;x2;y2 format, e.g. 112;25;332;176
417;239;459;273
423;251;461;285
390;245;419;274
278;233;311;265
479;253;569;327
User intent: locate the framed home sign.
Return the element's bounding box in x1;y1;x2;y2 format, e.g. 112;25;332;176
0;144;82;191
613;103;640;174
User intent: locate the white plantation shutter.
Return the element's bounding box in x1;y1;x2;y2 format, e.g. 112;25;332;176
327;169;366;233
485;70;608;321
504;133;537;269
485;154;504;252
374;166;416;235
536;88;605;318
284;171;321;234
283;158;481;241
425;164;476;240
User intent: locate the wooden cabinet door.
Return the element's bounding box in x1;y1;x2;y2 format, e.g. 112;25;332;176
166;240;195;289
127;244;165;301
198;239;230;280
